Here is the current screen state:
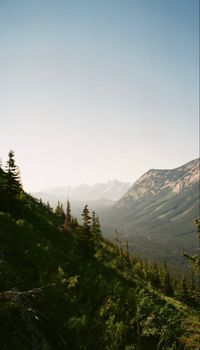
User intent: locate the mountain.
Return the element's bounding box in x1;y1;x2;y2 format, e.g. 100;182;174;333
32;180;131;208
117;158;199;205
0;162;199;349
101;159;200;267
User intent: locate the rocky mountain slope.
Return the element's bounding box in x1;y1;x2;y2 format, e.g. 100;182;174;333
101;159;200;267
117;158;199;205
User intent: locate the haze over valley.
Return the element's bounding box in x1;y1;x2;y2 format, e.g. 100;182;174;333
33;180;131;208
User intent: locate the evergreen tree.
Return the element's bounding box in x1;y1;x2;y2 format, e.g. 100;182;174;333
55;201;65;224
4;150;22;195
0;164;6;193
91;211;102;238
163;262;173;296
184;218;200;273
60;203;65;220
82;205;91;233
55;201;61;216
124;239;129;256
64;200;72;232
78;205;95;257
152;263;161;288
188;268;195;292
176;274;188;300
123;239;131;266
71;217;79;229
46;201;52;211
91;211;96;233
114;229;123;255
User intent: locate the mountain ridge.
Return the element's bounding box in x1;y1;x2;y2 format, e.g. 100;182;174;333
117;158;199;207
101;158;199;267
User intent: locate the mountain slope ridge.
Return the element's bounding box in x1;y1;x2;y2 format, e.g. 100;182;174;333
117;158;199;207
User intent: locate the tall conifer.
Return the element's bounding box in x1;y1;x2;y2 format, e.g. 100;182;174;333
82;205;91;233
4;150;22;195
91;211;102;238
64;200;72;232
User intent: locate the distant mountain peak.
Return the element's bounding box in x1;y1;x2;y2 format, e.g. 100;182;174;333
33;180;132;204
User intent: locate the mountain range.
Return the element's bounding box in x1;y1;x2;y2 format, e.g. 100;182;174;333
32;180;131;209
32;159;199;267
101;158;199;267
1;159;199;349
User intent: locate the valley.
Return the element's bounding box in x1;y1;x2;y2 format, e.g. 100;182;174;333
33;158;200;268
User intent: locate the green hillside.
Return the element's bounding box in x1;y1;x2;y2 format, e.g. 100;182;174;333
0;153;199;349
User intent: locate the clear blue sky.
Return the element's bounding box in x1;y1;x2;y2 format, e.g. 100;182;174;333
0;0;199;192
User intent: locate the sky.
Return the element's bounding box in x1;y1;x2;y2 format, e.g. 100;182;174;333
0;0;199;192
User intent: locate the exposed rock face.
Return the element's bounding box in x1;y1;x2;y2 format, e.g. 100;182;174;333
117;158;199;207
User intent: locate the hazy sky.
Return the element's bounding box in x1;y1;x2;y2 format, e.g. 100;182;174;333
0;0;199;192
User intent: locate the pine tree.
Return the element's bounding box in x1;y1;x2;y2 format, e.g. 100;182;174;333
152;262;161;288
91;211;102;238
46;201;52;211
55;201;61;216
78;205;94;257
0;162;6;192
124;240;131;266
82;205;91;233
114;229;122;255
176;274;188;300
91;211;96;234
4;150;22;195
71;217;79;229
188;268;195;292
183;218;200;273
163;262;173;296
64;200;72;232
55;201;65;223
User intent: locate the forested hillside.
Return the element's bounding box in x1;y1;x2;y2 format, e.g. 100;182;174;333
0;152;199;350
